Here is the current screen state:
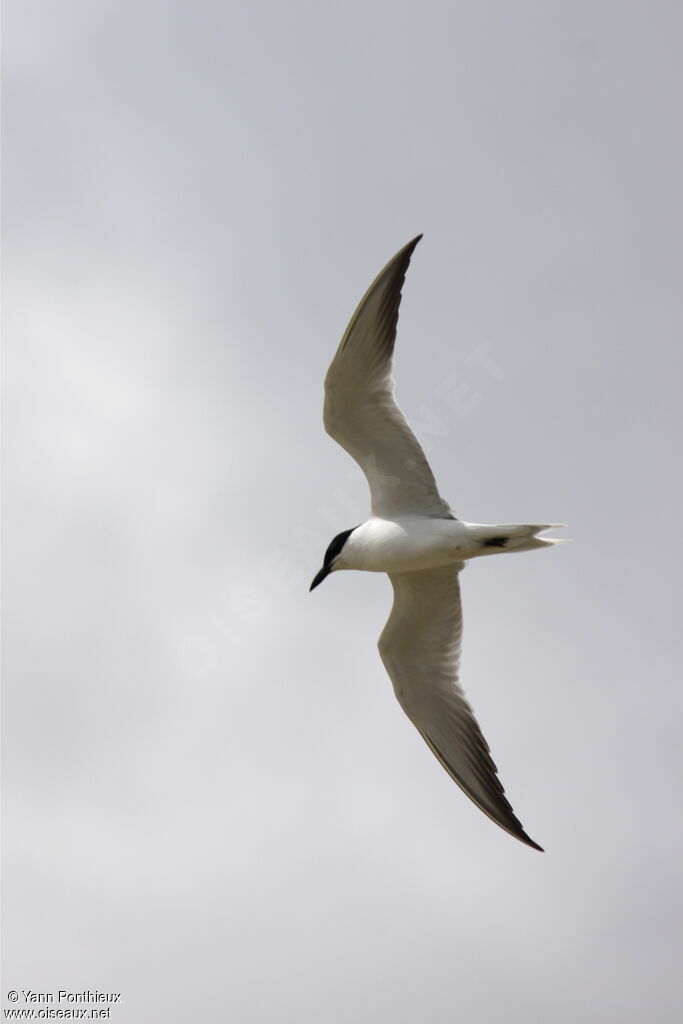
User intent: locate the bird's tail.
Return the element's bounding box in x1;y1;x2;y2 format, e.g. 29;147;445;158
477;523;569;555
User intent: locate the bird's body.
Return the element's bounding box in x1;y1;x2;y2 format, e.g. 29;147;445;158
338;516;558;574
310;235;565;851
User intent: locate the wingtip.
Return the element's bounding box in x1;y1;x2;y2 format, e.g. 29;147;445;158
394;234;423;259
392;234;423;267
517;828;544;852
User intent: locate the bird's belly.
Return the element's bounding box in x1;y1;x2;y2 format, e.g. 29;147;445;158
347;518;470;572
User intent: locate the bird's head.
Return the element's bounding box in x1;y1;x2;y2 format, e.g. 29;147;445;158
309;527;358;591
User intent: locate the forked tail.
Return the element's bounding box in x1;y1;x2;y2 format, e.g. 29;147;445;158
479;523;568;555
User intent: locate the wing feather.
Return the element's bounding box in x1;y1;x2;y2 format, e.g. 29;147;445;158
378;565;543;851
323;236;454;519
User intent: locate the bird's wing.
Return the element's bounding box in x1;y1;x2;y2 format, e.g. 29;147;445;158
324;236;454;519
378;565;543;851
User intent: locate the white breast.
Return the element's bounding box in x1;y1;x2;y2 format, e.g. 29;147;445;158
340;517;469;573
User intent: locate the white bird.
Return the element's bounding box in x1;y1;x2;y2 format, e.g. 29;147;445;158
310;235;566;852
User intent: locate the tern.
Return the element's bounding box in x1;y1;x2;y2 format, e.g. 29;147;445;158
310;235;565;852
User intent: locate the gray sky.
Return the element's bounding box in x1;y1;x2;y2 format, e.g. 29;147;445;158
3;2;683;1021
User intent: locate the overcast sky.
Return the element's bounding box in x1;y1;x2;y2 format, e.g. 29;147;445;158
3;2;683;1021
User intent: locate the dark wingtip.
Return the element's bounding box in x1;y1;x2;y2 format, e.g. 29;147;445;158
393;235;423;261
388;234;422;275
521;833;545;853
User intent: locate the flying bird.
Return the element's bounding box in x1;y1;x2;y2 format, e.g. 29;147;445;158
310;235;566;852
